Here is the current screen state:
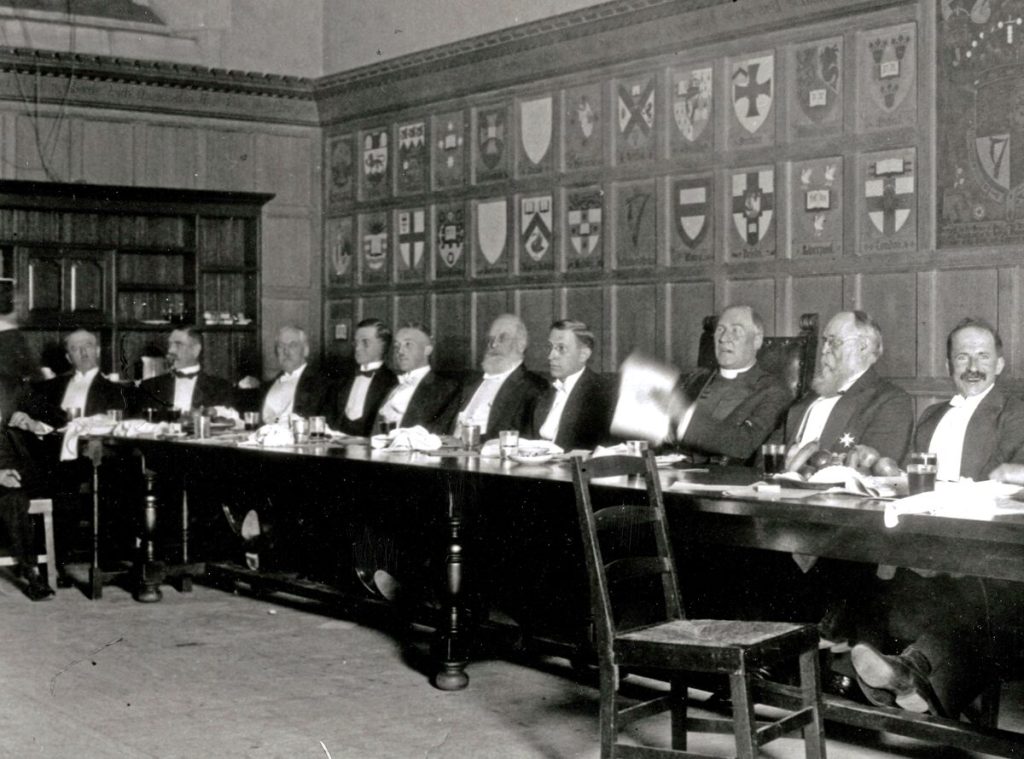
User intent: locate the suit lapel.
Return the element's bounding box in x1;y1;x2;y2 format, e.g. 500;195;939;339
960;389;1003;479
819;370;875;449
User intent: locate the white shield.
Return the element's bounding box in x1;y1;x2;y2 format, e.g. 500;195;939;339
477;200;507;265
520;96;552;166
732;54;774;134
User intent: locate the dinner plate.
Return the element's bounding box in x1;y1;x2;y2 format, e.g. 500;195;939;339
508;451;554;465
769;475;843;490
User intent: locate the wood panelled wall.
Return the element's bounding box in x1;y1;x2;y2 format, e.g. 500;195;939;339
0;57;319;379
319;0;1004;415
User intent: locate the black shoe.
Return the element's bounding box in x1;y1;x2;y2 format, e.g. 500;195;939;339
23;569;55;602
851;643;944;715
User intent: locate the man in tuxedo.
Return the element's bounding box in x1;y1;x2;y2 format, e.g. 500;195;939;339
669;305;791;462
375;323;458;434
329;318;397;436
24;329;132;427
136;326;233;414
850;318;1024;717
531;319;614;450
787;310;913;462
0;375;53;600
258;326;329;423
452;314;547;439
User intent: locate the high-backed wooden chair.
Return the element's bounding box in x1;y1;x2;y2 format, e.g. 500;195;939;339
0;497;57;590
698;312;819;401
571;451;826;758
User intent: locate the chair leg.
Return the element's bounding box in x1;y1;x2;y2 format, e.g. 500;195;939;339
599;664;619;759
670;677;688;751
798;648;827;759
729;672;758;759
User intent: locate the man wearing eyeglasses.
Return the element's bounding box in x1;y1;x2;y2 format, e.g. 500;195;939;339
451;314;547;440
786;310;913;462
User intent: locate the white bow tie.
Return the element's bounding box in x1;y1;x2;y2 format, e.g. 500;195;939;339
949;395;967;408
399;373;417;387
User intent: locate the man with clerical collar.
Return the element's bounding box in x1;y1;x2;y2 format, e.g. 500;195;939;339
531;319;614;450
259;326;329;423
787;310;913;462
329;318;397;436
137;326;233;413
375;323;458;434
24;329;131;427
669;305;790;463
452;314;547;440
850;318;1024;718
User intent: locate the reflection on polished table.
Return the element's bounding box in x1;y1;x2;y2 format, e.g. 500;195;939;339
89;431;1024;757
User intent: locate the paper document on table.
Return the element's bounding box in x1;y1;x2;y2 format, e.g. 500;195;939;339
610;352;681;444
883;479;1024;527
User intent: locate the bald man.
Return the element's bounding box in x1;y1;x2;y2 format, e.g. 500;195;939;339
375;323;458;434
259;326;330;423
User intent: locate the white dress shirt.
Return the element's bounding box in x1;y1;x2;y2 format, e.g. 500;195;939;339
262;363;308;423
61;367;100;413
172;365;201;411
379;365;431;426
457;361;521;432
538;367;585;442
794;368;868;448
928;384;993;481
345;361;384;421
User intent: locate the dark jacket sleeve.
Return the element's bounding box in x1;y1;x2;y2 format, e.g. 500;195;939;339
681;375;792;460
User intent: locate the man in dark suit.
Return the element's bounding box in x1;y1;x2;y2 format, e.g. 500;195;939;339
786;310;913;462
0;375;53;600
850;318;1024;717
452;314;547;440
531;318;614;450
375;323;458;434
329;318;397;436
24;329;132;427
669;305;791;462
135;326;233;414
257;326;329;423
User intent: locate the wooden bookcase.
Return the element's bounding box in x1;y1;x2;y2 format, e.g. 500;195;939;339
0;181;271;382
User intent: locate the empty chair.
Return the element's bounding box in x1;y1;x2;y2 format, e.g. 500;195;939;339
571;451;826;758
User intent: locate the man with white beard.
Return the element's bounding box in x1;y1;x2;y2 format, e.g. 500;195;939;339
785;310;913;462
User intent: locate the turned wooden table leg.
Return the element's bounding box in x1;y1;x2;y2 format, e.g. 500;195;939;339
434;482;468;690
134;468;163;603
89;458;104;600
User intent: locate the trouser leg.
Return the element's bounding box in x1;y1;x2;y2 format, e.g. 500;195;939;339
0;486;34;567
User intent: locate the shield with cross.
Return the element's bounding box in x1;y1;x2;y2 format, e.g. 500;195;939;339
861;149;916;253
731;168;775;246
396;208;426;278
731;53;774;135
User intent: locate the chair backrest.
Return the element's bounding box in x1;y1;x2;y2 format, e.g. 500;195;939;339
571;451;683;657
698;312;819;400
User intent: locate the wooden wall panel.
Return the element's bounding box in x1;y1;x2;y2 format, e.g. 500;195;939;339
395;292;427;329
323;298;354;369
611;283;658;368
667;281;714;370
434;291;471;372
204;130;256;192
516;287;556;373
789;274;843;335
724;278;776;332
138;124;198;188
263;214;312;289
78;119;134;186
15;114;70;181
359;295;389;325
254;133;314;208
856;272;917;378
929;268;999;376
565;285;605;371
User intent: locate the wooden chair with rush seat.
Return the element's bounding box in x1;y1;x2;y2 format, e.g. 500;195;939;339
571;450;826;758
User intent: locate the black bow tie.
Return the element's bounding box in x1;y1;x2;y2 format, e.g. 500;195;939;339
357;369;376;378
173;370;199;379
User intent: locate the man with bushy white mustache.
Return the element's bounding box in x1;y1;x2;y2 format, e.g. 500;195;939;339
451;314;547;440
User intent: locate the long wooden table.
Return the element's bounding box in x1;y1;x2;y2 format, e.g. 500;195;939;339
89;433;1024;757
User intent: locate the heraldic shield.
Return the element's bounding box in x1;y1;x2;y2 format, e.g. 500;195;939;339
397;209;425;271
477;200;508;266
673;66;712;143
732;54;774;134
796;41;840;124
731;169;775;245
437;207;466;269
521;195;553;262
674;177;711;249
519;96;553;168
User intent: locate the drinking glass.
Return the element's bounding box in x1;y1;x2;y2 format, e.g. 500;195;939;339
626;440;650;457
107;409;124;423
291;417;309;444
761;443;785;476
907;452;937;495
309;415;327;439
243;411;261;431
499;429;519;459
462;424;481;450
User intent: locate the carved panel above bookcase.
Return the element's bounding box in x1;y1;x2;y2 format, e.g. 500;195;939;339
0;181;272;381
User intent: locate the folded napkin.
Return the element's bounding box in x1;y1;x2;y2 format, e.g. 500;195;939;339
60;415;118;461
373;425;442;452
883;479;1022;527
241;423;295;447
478;438;563;458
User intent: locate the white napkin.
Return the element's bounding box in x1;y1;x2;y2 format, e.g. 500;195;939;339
377;425;442;452
243;423;295;447
60;415;118;461
883;479;1022;527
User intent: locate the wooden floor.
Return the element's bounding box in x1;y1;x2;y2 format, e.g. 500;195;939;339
0;570;1019;759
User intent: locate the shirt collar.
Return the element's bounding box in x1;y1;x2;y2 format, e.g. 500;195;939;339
483;360;522;382
554;367;585;394
360;360;384;372
399;365;431;385
0;316;16;332
74;367;100;381
838;367;869;395
950;383;995;410
718;362;755;380
175;364;201;378
280;363;307;380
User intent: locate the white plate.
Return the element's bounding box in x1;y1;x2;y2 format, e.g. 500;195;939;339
140;319;170;325
509;452;554;465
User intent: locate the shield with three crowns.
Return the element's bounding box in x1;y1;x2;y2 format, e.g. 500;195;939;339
731;169;775;244
521;195;553;262
795;40;841;124
866;25;915;113
437;207;466;269
672;67;712;143
397;122;427;194
519;96;552;168
567;190;602;259
477;200;507;265
397;209;425;272
865;156;914;234
674;177;712;249
732;54;774;134
362;129;388;188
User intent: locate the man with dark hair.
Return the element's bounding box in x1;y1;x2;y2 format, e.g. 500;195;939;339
375;323;458;434
329;317;397;436
452;314;547;439
136;326;233;413
669;305;791;462
531;318;614;450
850;317;1024;718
